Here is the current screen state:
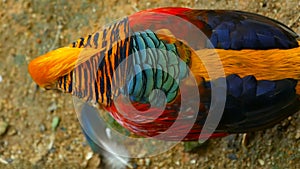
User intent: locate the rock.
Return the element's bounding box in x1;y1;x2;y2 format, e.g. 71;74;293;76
51;116;60;131
295;130;300;140
0;157;8;164
258;159;265;166
85;154;101;169
190;159;196;164
39;123;46;132
145;158;151;166
137;158;144;166
29;155;43;164
227;153;238;160
183;141;203;152
85;152;93;160
0;121;8;136
7;128;17;136
47;102;58;113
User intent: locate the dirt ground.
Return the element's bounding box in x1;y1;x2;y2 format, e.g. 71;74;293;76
0;0;299;168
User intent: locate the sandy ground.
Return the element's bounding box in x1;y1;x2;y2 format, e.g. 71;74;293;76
0;0;299;168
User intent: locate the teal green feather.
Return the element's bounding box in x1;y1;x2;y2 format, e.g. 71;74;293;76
125;30;189;103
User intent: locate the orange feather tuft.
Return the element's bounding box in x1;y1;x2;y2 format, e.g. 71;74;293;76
28;47;100;88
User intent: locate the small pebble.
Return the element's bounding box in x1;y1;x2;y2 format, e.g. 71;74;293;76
0;157;8;164
145;158;151;166
0;121;8;136
136;158;143;166
60;127;67;132
39;123;46;132
82;141;88;147
51;116;60;131
8;128;17;136
85;154;100;168
92;7;96;13
183;141;201;152
266;140;272;146
47;102;58;113
85;152;93;160
295;131;300;140
131;163;138;169
190;159;196;164
6;158;13;163
258;159;265;166
227;153;238;160
49;147;56;153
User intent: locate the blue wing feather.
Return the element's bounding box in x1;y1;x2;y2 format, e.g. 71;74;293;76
203;10;299;49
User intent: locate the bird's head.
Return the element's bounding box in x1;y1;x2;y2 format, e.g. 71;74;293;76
28;47;100;89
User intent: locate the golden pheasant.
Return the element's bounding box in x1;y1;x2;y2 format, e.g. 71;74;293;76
28;7;300;144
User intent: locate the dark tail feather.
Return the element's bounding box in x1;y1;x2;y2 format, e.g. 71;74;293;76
212;74;300;133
